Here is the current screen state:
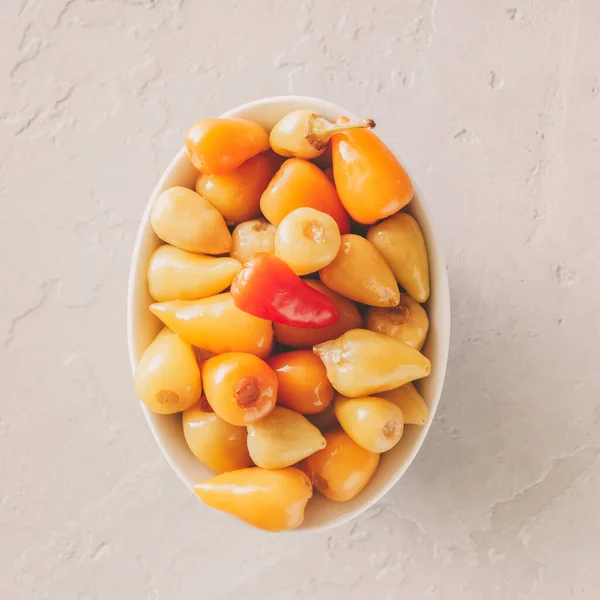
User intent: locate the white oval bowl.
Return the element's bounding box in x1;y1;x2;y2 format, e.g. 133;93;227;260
127;95;450;532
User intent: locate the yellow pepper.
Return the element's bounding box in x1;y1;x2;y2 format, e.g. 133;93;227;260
314;329;430;397
194;467;312;531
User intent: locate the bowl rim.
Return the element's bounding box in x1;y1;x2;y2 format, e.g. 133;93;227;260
127;95;451;533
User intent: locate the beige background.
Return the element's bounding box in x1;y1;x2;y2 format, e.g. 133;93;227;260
2;0;599;598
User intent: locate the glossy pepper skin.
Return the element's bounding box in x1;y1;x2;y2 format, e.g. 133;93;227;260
134;328;201;415
365;295;429;350
379;383;429;426
273;280;363;348
302;428;379;502
367;212;430;303
332;117;413;224
267;349;334;414
314;328;431;397
194;467;313;532
260;158;351;234
201;352;278;426
149;293;273;358
182;401;252;473
195;152;277;225
185;118;270;175
230;253;339;328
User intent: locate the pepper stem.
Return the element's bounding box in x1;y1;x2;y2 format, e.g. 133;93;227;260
234;376;260;408
306;116;376;150
383;420;402;439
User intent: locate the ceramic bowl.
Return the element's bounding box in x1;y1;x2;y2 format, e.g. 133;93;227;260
127;95;450;532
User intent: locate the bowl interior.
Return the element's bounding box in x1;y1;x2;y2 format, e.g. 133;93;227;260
127;96;450;532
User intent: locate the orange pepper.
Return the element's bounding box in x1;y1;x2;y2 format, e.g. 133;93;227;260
302;428;379;502
267;349;334;414
202;352;277;426
260;158;351;234
185;118;269;175
195;152;277;225
332;117;413;224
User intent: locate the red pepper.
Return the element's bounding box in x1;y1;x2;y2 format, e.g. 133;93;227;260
231;253;340;328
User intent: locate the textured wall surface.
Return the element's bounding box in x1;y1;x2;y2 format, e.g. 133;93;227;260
2;0;600;598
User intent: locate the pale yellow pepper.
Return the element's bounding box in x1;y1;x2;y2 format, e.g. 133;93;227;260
147;244;241;302
149;293;273;358
378;383;429;425
367;212;430;303
319;234;399;307
134;328;201;414
334;395;404;453
247;406;326;469
230;219;276;264
150;186;231;254
182;402;251;473
365;294;429;351
274;207;341;275
314;328;431;397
